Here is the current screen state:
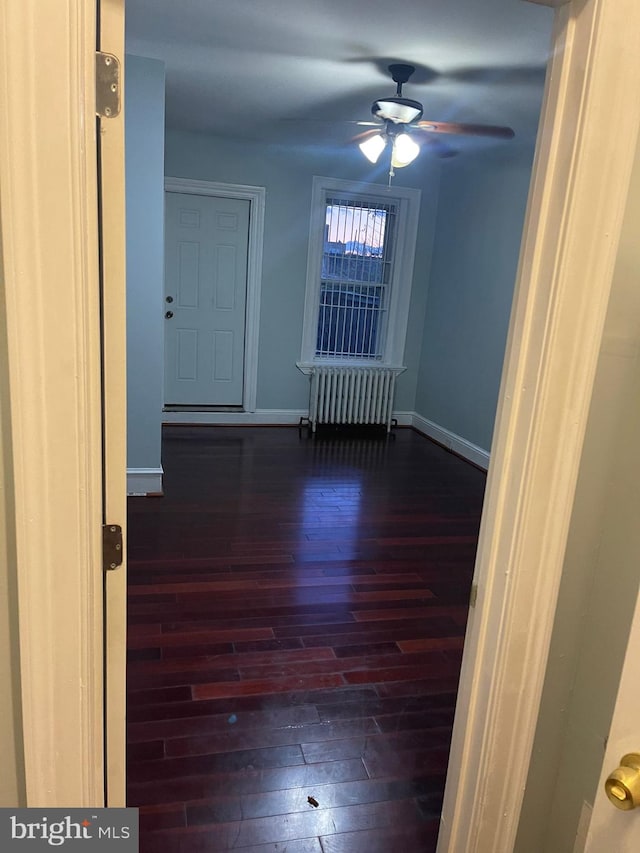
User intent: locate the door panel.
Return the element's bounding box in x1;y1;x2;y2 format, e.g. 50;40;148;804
582;355;640;851
164;192;250;405
585;587;640;851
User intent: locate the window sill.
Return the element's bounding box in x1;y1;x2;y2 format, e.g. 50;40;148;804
296;361;406;376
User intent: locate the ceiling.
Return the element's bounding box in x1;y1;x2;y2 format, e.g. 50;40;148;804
125;0;554;155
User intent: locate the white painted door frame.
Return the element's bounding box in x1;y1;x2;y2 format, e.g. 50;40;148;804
98;0;128;807
164;177;265;414
0;0;106;805
438;1;640;850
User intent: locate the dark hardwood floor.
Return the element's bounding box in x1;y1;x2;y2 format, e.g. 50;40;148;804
127;425;486;852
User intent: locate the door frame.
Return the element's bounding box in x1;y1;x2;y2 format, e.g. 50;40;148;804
164;178;265;414
438;0;640;850
3;0;640;827
0;0;105;804
98;0;128;807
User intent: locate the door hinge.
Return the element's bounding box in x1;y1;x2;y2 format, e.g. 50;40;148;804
469;582;478;608
103;524;123;571
96;52;121;118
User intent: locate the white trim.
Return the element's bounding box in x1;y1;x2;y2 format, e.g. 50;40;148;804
296;361;406;376
412;414;490;470
164;177;265;413
126;468;164;495
162;408;421;428
388;410;413;427
99;0;128;806
0;0;104;805
299;176;420;367
162;409;307;426
439;1;640;850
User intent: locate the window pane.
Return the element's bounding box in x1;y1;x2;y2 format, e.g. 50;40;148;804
317;198;395;359
316;283;384;358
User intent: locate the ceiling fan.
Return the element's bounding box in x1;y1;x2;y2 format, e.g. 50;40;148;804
355;63;515;179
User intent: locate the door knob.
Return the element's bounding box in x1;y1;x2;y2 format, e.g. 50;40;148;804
605;753;640;810
165;311;173;319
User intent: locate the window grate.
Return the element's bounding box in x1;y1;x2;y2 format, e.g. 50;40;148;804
316;198;397;359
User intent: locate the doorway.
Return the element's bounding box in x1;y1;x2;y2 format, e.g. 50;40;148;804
163;179;266;414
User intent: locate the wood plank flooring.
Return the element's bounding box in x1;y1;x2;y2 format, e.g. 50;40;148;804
127;425;486;852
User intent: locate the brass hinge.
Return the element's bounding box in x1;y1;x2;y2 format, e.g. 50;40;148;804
103;524;123;571
96;52;121;118
469;582;478;608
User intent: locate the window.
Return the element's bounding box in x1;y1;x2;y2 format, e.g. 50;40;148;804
299;177;420;371
318;198;394;359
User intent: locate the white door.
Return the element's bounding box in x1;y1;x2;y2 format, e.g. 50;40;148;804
583;360;640;851
585;593;640;850
164;192;250;406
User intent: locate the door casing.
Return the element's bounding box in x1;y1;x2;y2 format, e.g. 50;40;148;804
164;178;266;414
98;0;128;807
0;0;106;805
438;1;640;850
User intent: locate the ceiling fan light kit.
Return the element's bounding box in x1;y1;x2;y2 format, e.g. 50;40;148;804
357;63;515;181
359;133;387;163
391;132;420;167
358;128;420;170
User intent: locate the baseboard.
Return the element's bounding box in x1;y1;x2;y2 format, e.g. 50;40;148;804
127;467;164;496
163;409;418;428
162;409;307;426
158;408;488;472
391;411;414;427
411;413;490;470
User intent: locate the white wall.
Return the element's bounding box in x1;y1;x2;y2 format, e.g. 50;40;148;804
164;129;442;413
125;55;165;476
515;130;640;853
414;144;536;452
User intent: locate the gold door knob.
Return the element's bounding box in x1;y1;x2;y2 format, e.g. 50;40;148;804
605;753;640;810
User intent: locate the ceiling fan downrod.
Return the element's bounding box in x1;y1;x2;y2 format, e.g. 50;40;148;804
388;63;416;97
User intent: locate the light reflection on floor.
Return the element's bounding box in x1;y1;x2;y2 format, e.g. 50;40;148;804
294;474;363;604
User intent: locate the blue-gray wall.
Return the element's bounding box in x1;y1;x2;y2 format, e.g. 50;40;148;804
164;130;441;412
125;55;165;470
415;146;535;451
163;129;534;448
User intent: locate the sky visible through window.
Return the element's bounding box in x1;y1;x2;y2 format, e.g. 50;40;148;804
325;204;387;254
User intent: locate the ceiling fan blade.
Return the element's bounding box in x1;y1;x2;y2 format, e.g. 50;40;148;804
416;120;515;139
351;128;381;143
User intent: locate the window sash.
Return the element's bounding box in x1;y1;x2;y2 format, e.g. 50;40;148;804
316;196;397;359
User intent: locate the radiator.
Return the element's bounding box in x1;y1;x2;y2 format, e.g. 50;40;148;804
308;367;397;432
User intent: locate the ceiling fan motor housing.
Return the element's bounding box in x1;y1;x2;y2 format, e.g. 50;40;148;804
371;97;424;124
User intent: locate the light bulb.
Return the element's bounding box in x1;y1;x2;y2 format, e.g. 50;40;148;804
391;133;420;167
359;134;386;164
